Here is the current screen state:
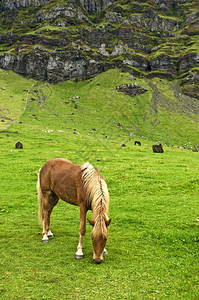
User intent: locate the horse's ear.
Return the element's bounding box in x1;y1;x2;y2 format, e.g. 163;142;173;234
105;218;111;227
87;218;95;226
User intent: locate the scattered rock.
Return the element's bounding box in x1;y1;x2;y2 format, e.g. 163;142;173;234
98;44;110;56
127;75;136;80
130;132;136;137
152;143;164;153
116;83;147;97
15;141;23;149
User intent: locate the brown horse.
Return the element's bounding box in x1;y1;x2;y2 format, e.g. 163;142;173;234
37;158;111;263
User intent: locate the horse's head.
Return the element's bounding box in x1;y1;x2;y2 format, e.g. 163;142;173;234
88;218;111;264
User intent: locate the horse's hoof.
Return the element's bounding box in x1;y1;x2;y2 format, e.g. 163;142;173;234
47;234;54;238
76;254;84;260
104;249;108;255
42;239;49;243
47;231;54;238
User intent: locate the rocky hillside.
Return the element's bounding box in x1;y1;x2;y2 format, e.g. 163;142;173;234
0;0;198;99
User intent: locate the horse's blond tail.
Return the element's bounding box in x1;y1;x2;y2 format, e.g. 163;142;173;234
37;170;43;225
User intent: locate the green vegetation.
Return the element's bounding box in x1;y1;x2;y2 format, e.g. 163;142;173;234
0;68;199;299
0;69;36;128
1;68;198;147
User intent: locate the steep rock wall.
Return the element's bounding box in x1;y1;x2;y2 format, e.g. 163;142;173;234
80;0;115;13
2;0;48;10
0;0;198;98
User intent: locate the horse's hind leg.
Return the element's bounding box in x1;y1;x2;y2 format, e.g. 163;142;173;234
46;193;59;238
42;192;59;242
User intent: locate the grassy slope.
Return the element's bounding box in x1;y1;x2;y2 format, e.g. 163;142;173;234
2;68;197;147
0;69;199;299
0;69;36;129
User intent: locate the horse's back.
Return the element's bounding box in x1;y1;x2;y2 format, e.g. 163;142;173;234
41;158;80;172
41;158;72;168
39;158;83;205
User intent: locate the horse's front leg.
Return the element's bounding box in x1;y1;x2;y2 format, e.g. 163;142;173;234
75;205;87;259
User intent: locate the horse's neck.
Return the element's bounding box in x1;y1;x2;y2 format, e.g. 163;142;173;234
81;163;109;219
91;185;109;221
92;204;108;221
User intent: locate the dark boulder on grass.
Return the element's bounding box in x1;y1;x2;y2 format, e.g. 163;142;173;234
152;143;164;153
15;141;23;149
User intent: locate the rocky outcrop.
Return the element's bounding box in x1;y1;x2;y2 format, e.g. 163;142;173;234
129;14;180;32
0;49;103;82
0;51;48;79
80;0;115;14
36;4;90;24
180;69;199;99
2;0;48;10
46;52;103;83
0;0;198;98
179;53;199;72
116;83;147;97
123;55;148;72
149;54;178;76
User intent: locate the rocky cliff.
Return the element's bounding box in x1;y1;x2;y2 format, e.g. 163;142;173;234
0;0;198;99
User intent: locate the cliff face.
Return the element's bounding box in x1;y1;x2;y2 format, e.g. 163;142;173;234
80;0;115;13
0;0;198;98
2;0;48;10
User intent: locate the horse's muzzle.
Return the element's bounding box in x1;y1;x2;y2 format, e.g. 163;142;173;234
93;259;103;264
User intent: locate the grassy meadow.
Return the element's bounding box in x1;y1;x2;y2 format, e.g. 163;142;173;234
0;68;199;299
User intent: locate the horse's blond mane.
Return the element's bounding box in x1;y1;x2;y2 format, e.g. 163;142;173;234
81;162;109;238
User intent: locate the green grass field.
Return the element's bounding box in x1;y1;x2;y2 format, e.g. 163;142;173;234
0;69;199;299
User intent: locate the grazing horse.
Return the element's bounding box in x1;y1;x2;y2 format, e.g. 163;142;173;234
37;158;111;263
